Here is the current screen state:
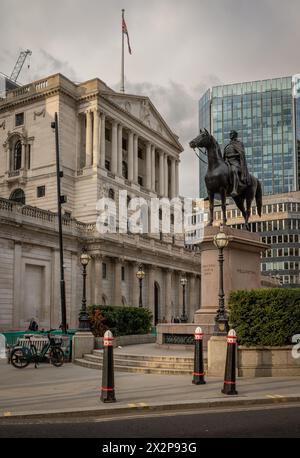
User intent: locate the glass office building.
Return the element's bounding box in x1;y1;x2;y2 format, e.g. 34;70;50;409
199;76;300;198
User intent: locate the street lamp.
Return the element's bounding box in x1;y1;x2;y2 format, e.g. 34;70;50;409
180;276;188;323
78;248;91;331
213;225;229;335
136;264;145;308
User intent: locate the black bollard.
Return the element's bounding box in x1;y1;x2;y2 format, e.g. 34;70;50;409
100;330;116;403
192;326;206;385
222;329;238;395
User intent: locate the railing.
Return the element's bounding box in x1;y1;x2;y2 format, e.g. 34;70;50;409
8;170;20;178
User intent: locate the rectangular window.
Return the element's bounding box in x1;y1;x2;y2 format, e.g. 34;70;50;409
138;176;143;186
105;160;110;171
102;263;107;279
105;128;111;142
15;112;24;127
121;266;125;282
37;185;45;198
122;138;128;151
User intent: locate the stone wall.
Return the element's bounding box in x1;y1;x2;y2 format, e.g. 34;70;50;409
238;346;300;377
95;333;156;349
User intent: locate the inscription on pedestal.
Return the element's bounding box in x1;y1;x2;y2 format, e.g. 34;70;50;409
203;264;215;276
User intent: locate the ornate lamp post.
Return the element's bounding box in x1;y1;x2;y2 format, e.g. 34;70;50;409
180;276;188;323
78;248;91;331
136;264;145;308
213;226;229;335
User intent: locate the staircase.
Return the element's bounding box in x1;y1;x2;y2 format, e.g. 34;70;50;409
75;349;207;375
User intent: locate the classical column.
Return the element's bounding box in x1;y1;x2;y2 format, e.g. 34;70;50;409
189;274;196;317
93;109;100;167
111;120;118;175
133;134;138;183
159;151;164;196
128;131;134;182
147;265;154;313
171;158;176;199
131;262;139;307
164;154;169;198
100;113;106;168
85;110;93;167
146;142;151;190
113;258;122;305
164;269;172;322
175;160;179;196
94;256;103;304
117;124;123;177
151;145;156;192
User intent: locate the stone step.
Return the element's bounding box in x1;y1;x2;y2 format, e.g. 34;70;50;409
92;349;196;363
74;358;196;375
84;354;195;369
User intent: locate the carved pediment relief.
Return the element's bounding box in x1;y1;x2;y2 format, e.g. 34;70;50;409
103;94;182;149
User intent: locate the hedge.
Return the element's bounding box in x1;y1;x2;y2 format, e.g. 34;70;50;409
88;305;153;337
228;288;300;346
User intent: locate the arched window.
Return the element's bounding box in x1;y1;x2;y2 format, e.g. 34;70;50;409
122;161;128;179
108;188;115;200
10;188;25;205
13;140;22;171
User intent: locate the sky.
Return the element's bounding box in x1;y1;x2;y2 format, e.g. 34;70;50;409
1;0;300;197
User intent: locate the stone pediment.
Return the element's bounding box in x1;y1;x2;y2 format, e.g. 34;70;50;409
102;93;182;150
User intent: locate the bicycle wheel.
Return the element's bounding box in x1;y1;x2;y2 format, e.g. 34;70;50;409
10;348;30;369
49;347;64;367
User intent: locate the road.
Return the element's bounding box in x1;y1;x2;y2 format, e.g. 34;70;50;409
1;404;300;438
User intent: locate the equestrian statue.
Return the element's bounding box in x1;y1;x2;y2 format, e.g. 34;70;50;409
189;129;262;230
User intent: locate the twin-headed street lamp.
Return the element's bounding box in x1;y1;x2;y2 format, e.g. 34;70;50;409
78;248;91;331
136;264;145;308
213;225;229;335
180;276;188;323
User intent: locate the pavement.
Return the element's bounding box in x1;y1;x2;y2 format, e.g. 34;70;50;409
1;343;300;420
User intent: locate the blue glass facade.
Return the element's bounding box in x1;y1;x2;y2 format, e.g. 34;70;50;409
199;77;299;198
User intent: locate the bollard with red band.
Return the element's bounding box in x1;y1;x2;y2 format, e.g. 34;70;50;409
100;330;116;403
222;329;238;395
192;326;206;385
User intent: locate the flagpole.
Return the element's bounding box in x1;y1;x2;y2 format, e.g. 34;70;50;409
121;9;125;93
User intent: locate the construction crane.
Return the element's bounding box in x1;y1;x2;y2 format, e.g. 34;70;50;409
10;49;32;82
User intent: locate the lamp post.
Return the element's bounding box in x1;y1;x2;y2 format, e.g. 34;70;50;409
213;225;229;335
78;248;91;331
180;276;188;323
136;264;145;308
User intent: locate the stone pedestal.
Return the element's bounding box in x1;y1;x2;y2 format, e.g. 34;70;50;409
194;226;267;327
72;331;95;361
207;335;228;377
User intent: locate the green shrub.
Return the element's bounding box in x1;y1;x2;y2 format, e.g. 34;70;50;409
88;305;152;337
228;288;300;346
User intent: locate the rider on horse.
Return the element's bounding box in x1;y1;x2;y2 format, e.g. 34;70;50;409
224;130;251;197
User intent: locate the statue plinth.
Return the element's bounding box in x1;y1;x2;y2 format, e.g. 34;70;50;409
194;225;267;327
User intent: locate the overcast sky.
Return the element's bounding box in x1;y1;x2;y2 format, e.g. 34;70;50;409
1;0;300;197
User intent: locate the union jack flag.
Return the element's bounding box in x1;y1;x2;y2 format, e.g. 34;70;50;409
122;16;132;55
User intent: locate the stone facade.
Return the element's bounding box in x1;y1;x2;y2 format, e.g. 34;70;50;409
0;74;201;331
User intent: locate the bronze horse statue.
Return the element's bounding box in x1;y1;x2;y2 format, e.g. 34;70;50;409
190;128;262;229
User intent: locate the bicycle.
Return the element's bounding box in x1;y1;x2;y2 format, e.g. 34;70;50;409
10;330;64;369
